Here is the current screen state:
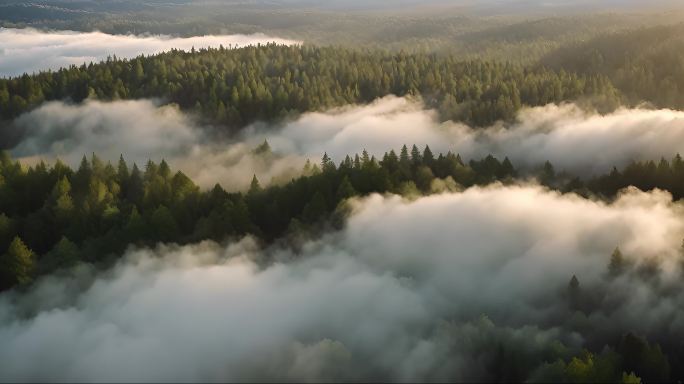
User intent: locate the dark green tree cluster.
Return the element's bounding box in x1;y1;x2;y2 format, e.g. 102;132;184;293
533;246;683;383
587;156;684;200
541;23;684;110
533;339;663;383
4;148;684;292
0;44;620;134
0;146;520;290
221;145;518;245
531;155;684;201
1;148;684;380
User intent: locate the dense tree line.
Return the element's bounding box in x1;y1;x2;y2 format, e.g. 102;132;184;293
2;146;684;381
541;23;684;110
535;156;684;200
0;144;519;290
0;44;620;133
588;156;684;199
6;147;684;291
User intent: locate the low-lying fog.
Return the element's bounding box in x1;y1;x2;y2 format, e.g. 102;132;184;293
9;96;684;190
0;28;300;78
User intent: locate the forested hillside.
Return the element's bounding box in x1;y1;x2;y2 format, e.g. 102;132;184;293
0;45;620;134
3;145;684;381
0;145;520;289
3;142;684;291
3;2;684;382
541;23;684;109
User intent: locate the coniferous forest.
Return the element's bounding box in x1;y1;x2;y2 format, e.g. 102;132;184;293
2;1;684;382
0;45;620;132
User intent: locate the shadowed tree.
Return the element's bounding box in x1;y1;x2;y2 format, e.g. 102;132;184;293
0;236;34;287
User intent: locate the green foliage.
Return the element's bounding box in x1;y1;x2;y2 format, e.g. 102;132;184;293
608;247;627;277
618;333;670;382
335;176;356;201
622;372;642;384
0;45;619;134
0;147;528;291
587;155;684;199
0;236;34;287
541;24;684;110
40;236;80;272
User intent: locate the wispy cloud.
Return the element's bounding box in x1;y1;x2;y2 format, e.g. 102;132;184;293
0;28;300;77
0;185;682;381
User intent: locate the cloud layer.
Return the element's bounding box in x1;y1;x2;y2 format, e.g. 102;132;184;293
1;185;683;381
11;96;684;192
10;99;305;190
0;28;300;77
458;104;684;175
259;97;684;175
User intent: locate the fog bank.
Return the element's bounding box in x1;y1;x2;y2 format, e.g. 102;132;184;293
10;99;305;190
1;185;683;381
260;97;684;175
11;96;684;191
0;28;300;77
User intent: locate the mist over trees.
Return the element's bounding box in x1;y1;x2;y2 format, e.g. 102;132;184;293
3;1;684;382
2;143;684;293
541;23;684;110
2;147;684;381
0;43;620;141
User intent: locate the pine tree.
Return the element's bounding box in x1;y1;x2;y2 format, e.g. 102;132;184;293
540;161;556;186
150;206;179;242
353;154;361;169
608;247;626;276
361;149;371;166
254;140;272;156
0;236;34;286
336;176;357;201
124;207;146;243
159;159;171;180
303;159;312;175
51;176;74;222
321;153;335;172
423;145;434;165
117;154;130;184
127;164;144;207
302;192;327;223
400;145;410;165
47;236;79;270
411;144;422;164
249;175;262;194
568;275;581;311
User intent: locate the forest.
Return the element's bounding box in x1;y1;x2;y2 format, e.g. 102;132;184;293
3;1;684;383
540;23;684;110
0;44;619;139
2;145;684;381
3;144;684;288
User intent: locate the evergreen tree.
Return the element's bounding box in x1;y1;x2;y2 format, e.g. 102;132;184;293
568;274;581;311
249;175;262;195
608;247;627;276
411;144;422;164
117;155;130;184
400;145;410;165
302;192;327;223
336;176;357;201
423;145;434;166
0;236;34;287
44;236;80;270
